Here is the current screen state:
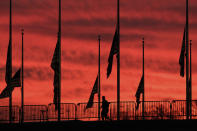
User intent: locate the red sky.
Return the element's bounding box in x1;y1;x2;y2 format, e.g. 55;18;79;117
0;0;197;106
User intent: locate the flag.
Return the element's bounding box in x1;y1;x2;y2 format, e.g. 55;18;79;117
179;28;186;77
0;86;14;99
107;27;119;78
10;69;21;87
85;75;98;110
51;37;60;110
0;69;21;99
135;75;144;110
0;40;12;99
5;40;12;84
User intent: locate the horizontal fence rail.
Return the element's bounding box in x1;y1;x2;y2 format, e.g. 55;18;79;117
1;100;197;123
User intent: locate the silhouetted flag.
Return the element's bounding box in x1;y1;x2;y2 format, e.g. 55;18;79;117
51;38;60;110
0;69;21;99
85;75;98;110
0;86;14;99
107;27;119;78
135;75;144;110
179;28;186;77
0;40;12;99
11;69;21;87
5;40;12;84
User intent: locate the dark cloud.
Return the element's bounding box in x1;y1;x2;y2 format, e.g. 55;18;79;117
0;65;84;82
3;16;196;41
62;50;97;66
102;84;113;92
1;0;197;43
62;87;89;99
1;0;197;18
121;55;197;75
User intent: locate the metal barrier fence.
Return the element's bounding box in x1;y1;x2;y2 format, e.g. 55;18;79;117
109;101;135;120
135;101;171;120
170;100;197;120
23;105;48;122
0;106;20;123
191;100;197;119
48;103;76;121
76;102;99;120
1;100;197;123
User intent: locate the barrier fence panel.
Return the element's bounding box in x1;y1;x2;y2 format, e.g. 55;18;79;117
192;100;197;119
170;100;186;120
47;103;76;121
145;101;170;120
109;101;135;120
130;101;171;120
0;106;20;123
23;105;48;122
76;102;98;120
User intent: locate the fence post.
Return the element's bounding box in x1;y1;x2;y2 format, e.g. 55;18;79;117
19;107;21;123
170;102;172;120
75;104;77;120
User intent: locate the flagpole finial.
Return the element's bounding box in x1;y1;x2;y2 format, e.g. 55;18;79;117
21;29;24;35
190;40;192;45
98;35;101;40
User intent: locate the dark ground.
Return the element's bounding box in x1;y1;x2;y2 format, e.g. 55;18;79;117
0;120;196;130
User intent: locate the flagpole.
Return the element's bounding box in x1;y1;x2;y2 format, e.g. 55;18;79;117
21;29;24;123
58;0;61;122
142;37;145;120
185;0;189;120
98;35;101;120
117;0;120;121
190;40;192;119
9;0;12;123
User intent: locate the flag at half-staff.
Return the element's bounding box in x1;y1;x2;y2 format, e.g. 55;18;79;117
135;75;144;110
51;36;60;111
0;69;21;99
85;75;98;110
107;27;119;78
179;27;186;77
5;40;12;85
0;40;13;99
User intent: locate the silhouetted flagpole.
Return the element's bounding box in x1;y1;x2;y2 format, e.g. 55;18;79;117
98;35;101;120
189;40;192;119
185;0;189;120
21;29;24;123
117;0;120;120
9;0;12;123
142;38;145;120
58;0;61;122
